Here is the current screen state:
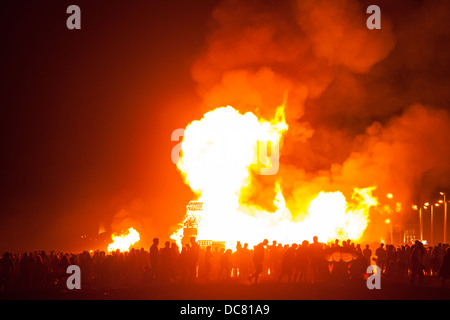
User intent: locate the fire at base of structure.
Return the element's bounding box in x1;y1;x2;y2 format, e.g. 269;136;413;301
181;201;202;246
182;201;225;251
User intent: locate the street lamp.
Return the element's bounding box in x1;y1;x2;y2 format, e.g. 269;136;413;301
423;203;437;245
412;204;424;241
385;219;393;244
422;203;429;241
431;203;438;245
440;192;447;244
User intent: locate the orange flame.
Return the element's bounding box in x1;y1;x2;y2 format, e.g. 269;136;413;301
107;227;140;252
172;106;377;249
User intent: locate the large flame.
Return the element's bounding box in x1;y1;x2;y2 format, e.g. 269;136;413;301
172;106;377;249
107;228;140;252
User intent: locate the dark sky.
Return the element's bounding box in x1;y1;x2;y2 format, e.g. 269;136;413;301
0;1;218;252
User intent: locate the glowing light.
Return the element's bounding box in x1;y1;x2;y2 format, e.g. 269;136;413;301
107;228;140;252
386;193;393;199
172;106;377;249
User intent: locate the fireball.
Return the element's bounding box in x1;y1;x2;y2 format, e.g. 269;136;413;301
172;105;377;249
107;227;140;252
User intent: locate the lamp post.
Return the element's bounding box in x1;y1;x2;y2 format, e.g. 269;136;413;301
431;204;435;245
412;204;423;242
385;219;393;244
423;203;429;242
420;206;423;241
441;192;447;244
423;202;438;245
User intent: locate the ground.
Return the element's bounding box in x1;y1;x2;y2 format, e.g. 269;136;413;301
1;276;449;300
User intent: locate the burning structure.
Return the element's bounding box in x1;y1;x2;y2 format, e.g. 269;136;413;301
169;0;450;249
182;201;226;250
181;201;202;245
171;105;379;249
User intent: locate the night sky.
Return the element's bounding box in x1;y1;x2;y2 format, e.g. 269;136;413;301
0;1;218;252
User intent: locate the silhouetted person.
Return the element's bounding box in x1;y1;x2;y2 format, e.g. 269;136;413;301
233;241;242;278
332;259;348;285
212;246;220;279
363;245;372;266
439;247;450;288
349;250;368;280
150;238;160;281
279;243;297;283
19;253;31;289
295;240;309;283
33;254;44;289
0;252;14;292
333;239;340;248
410;241;426;287
310;236;324;283
431;244;444;276
375;243;386;273
398;246;409;277
423;247;432;276
204;246;213;281
79;251;93;288
248;239;268;285
219;249;232;279
171;242;180;279
179;245;190;282
385;245;396;277
240;243;251;280
161;241;173;282
189;237;200;280
268;240;278;278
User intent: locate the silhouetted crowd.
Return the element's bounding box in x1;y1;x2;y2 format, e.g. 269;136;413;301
1;237;450;293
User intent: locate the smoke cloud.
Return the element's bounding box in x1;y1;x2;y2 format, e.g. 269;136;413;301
187;0;450;242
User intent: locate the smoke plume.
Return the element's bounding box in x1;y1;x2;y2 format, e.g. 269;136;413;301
187;0;450;242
